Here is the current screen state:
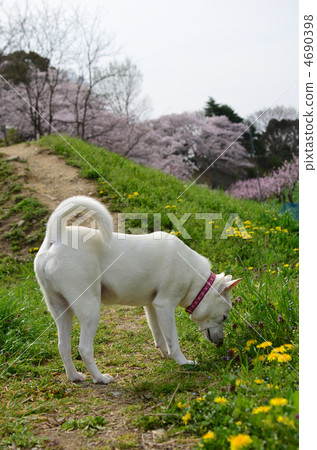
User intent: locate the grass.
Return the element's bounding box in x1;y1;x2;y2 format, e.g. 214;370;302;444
0;135;298;448
0;156;49;253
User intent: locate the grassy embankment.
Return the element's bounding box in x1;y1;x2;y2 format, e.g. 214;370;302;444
0;136;298;449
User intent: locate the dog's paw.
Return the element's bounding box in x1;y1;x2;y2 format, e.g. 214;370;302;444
69;372;86;382
181;360;198;365
93;374;114;384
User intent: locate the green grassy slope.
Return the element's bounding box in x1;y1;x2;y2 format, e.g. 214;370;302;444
0;135;298;449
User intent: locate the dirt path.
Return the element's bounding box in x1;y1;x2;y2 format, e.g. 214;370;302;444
0;143;195;448
1;143;96;210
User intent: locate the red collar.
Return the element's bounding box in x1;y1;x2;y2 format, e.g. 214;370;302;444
186;273;216;314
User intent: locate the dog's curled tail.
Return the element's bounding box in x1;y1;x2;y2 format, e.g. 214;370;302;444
46;195;113;245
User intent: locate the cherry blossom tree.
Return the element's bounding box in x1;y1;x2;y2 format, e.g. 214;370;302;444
109;113;253;185
229;156;299;202
0;3;254;186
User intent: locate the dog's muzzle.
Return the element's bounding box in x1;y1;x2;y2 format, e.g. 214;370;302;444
203;329;224;346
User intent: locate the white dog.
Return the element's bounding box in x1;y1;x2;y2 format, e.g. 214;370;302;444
34;196;241;384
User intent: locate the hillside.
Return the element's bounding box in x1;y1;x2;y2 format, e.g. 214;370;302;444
0;143;97;258
0;135;298;449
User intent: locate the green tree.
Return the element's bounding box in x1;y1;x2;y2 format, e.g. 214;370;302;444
0;50;50;85
204;97;243;123
259;118;299;170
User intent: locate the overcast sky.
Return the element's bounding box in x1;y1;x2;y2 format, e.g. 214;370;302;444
98;0;299;119
9;0;299;119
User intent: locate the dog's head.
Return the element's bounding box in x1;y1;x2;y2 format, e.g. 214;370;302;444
190;273;242;346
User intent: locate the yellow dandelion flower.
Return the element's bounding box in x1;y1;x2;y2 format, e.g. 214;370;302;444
293;248;299;251
170;231;175;235
165;205;170;208
177;402;189;408
246;339;257;347
196;397;204;402
252;405;271;414
202;431;215;441
284;344;293;350
254;379;264;385
273;345;287;353
258;355;265;361
235;379;249;387
99;190;104;194
133;192;139;196
214;396;227;404
33;247;39;251
228;433;253;449
248;267;253;270
277;416;296;429
178;199;182;202
235;421;242;426
295;262;299;267
182;411;191;425
267;384;279;389
267;352;279;361
283;264;289;268
270;397;287;407
256;341;272;349
278;354;291;362
268;352;291;363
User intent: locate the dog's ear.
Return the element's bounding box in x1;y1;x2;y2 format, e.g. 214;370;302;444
213;272;225;286
220;278;242;295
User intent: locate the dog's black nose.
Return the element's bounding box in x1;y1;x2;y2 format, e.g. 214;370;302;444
216;340;224;348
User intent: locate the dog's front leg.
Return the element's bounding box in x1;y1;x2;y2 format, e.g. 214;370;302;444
152;302;195;365
144;304;168;358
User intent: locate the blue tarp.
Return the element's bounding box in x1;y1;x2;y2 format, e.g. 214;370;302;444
281;202;299;221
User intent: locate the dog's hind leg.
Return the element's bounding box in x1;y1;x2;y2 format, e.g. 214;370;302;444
144;304;168;358
46;292;86;382
72;291;113;385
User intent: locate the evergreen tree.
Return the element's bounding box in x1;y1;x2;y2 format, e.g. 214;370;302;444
204;97;243;123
